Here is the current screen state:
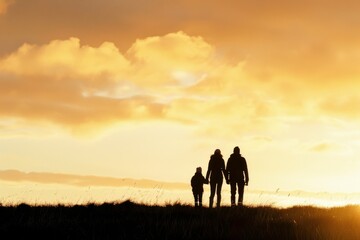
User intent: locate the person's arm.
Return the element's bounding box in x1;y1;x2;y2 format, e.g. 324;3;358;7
225;157;231;184
202;176;208;184
206;159;212;182
244;158;249;185
221;159;228;182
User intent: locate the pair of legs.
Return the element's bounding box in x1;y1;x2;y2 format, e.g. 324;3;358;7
230;181;245;206
209;178;223;208
193;192;203;207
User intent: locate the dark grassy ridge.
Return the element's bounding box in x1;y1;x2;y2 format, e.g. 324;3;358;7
0;201;359;240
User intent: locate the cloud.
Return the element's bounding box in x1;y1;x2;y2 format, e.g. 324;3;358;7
0;36;168;134
1;38;129;77
0;32;265;135
0;169;188;189
2;0;360;98
128;33;213;70
1;30;360;137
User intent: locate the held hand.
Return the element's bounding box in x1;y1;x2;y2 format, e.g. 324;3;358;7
245;181;248;186
226;180;230;185
205;179;209;184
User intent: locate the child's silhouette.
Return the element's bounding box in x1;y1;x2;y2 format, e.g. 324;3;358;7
191;167;208;207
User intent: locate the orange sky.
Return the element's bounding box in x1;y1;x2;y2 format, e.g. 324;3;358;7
1;0;360;199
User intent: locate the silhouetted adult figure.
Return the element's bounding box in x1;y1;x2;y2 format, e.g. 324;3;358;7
226;146;249;206
206;149;227;208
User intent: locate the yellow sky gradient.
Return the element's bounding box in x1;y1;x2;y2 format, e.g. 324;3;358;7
1;0;360;205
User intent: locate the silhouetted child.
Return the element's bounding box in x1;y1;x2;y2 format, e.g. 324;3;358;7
191;167;208;207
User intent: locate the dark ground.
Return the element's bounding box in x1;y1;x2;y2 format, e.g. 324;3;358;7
0;201;359;240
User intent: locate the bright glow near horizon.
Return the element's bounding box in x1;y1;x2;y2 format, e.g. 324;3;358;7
1;0;360;206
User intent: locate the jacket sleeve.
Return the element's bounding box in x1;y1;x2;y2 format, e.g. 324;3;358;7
225;157;231;180
221;159;228;181
244;158;249;182
205;158;212;180
202;176;207;184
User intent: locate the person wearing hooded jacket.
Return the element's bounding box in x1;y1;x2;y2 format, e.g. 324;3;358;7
226;146;249;206
206;149;227;208
191;167;208;207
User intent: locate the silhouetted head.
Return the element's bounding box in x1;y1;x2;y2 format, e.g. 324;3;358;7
196;167;202;173
214;149;221;155
234;146;240;154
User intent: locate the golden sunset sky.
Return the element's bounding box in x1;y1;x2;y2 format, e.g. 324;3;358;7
1;0;360;201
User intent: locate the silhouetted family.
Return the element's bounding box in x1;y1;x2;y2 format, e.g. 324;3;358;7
191;146;249;208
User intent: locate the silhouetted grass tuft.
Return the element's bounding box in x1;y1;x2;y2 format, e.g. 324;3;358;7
0;200;359;239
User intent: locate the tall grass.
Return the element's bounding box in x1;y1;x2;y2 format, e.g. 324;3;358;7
0;201;359;239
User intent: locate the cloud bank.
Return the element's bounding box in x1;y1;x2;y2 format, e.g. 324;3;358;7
0;170;188;190
2;0;360;137
1;30;360;137
0;32;268;135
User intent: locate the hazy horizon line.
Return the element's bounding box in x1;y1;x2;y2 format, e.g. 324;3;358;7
1;169;360;197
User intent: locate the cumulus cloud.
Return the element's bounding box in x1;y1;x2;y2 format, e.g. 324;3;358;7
1;30;359;137
0;36;167;134
2;1;360;101
0;32;264;135
0;32;212;132
1;38;129;78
